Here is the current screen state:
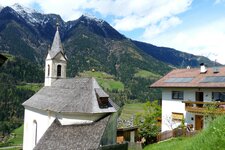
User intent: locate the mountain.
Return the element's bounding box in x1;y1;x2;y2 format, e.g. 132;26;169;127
65;15;126;40
0;4;218;102
132;40;218;67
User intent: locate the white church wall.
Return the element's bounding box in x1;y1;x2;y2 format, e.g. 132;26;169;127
44;59;55;86
23;107;56;150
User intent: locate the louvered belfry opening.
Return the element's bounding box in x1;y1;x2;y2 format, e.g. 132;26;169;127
95;88;109;108
57;65;61;77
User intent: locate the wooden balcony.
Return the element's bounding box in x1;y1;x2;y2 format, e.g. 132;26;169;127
182;101;225;114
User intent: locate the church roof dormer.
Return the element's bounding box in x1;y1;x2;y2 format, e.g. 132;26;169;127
48;23;65;59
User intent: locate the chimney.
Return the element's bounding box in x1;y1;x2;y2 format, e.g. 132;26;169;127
200;63;207;74
213;59;219;73
213;67;219;73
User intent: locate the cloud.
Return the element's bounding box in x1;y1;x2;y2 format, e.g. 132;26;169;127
146;18;225;64
0;0;88;21
111;0;192;31
35;0;88;21
214;0;225;4
0;0;34;7
142;16;182;39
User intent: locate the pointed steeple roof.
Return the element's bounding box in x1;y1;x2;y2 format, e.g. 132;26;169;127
48;23;65;59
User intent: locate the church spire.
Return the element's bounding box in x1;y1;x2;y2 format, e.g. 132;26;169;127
44;22;67;86
50;23;64;57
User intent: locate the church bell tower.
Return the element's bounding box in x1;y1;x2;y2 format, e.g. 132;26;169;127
44;23;67;86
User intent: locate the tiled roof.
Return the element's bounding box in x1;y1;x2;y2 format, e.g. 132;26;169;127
151;66;225;88
23;77;117;113
33;115;110;150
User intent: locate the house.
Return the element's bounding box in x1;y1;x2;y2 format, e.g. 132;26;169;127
151;64;225;132
22;24;118;150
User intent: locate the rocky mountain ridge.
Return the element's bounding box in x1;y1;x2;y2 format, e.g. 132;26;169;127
0;4;218;101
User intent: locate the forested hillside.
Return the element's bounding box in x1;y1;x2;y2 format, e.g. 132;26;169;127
0;54;43;136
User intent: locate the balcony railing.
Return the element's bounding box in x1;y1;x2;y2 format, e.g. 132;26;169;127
182;101;225;114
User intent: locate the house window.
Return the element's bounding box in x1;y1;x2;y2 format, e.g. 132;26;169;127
172;91;183;100
172;112;184;121
33;120;37;145
212;92;225;102
57;65;61;77
47;65;50;76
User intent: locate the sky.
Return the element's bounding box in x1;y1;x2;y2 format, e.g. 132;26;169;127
1;0;225;64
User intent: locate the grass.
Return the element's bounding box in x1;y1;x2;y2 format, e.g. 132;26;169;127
120;103;145;120
97;78;124;91
134;70;161;79
79;71;113;79
78;71;124;91
0;125;23;149
144;137;188;150
144;115;225;150
17;83;43;92
0;147;22;150
9;125;23;146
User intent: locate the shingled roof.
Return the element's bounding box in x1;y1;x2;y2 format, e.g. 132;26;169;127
151;66;225;88
23;77;116;113
33;115;110;150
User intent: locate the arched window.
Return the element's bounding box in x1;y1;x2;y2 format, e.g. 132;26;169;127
57;65;62;77
47;65;50;76
33;120;37;146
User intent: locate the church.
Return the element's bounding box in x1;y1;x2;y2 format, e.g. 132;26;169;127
22;24;118;150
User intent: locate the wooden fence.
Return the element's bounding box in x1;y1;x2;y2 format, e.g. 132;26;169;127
157;128;198;142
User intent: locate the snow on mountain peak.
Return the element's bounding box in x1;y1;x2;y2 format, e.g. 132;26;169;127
0;5;3;12
11;3;40;24
82;14;105;24
11;3;38;14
